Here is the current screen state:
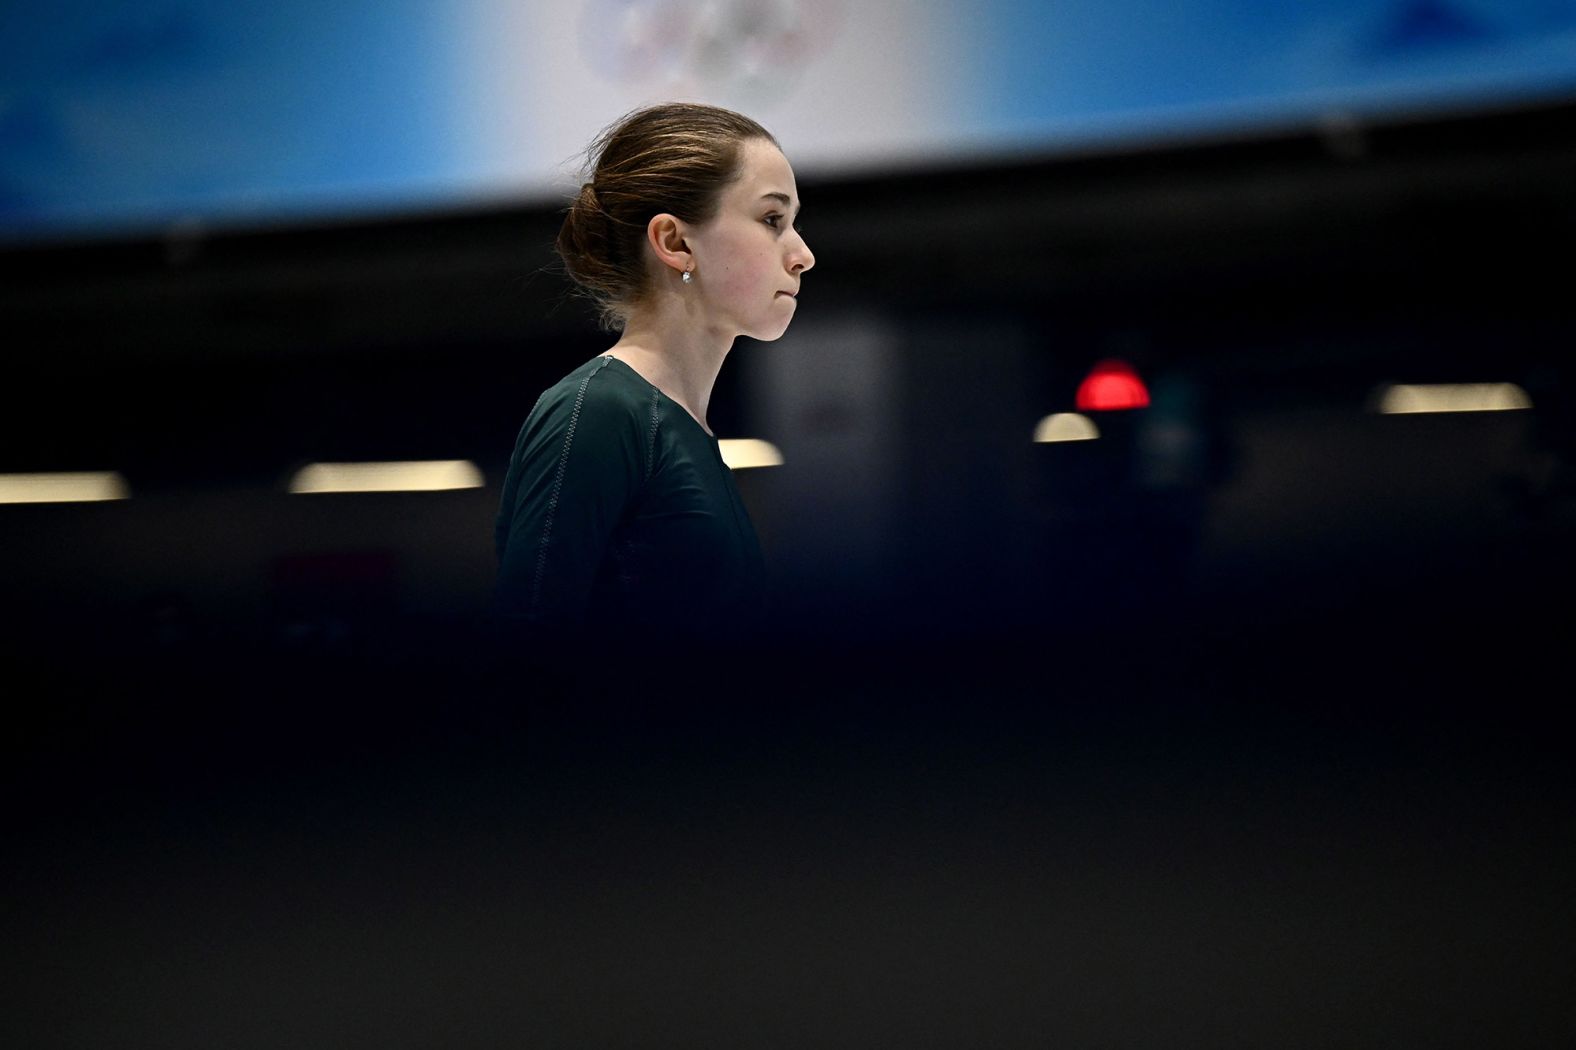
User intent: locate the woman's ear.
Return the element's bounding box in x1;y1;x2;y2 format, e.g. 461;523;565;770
646;213;692;276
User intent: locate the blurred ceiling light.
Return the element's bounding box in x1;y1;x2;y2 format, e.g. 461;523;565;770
288;460;484;494
718;439;784;470
0;471;129;504
1033;413;1100;443
1076;358;1150;411
1376;383;1533;414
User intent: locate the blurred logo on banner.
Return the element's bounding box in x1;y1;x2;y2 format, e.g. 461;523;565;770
578;0;843;100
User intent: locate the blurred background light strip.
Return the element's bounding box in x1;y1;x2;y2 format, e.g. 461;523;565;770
718;439;784;470
1034;413;1100;443
288;461;484;494
0;471;129;504
1376;383;1533;415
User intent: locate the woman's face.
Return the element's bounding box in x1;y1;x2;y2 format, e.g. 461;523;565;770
687;138;815;342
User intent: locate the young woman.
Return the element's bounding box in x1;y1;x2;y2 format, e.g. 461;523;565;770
494;102;815;642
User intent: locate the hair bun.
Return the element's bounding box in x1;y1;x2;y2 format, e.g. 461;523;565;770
558;182;616;296
568;181;602;234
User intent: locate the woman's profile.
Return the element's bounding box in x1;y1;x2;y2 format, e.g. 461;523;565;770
493;102;814;644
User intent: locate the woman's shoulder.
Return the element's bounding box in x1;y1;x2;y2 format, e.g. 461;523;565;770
533;354;656;425
512;357;663;472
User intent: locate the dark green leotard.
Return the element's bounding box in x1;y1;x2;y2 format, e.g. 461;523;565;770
494;354;766;639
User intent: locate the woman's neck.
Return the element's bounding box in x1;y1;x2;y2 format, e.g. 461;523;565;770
609;306;734;434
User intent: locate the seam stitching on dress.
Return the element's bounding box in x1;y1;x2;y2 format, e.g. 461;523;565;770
645;389;660;483
530;367;597;620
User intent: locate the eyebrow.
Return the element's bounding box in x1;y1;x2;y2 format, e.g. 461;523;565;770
759;192;801;217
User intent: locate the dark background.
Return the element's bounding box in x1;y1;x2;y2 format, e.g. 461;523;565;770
3;98;1575;1047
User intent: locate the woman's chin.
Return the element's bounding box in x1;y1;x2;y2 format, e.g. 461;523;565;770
746;319;795;343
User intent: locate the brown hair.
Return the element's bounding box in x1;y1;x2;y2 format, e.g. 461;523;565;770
555;102;777;331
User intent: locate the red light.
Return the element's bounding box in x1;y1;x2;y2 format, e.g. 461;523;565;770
1075;359;1150;411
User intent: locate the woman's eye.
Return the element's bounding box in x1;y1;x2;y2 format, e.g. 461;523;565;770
764;214;782;229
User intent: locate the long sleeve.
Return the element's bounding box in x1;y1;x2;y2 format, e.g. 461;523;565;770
494;363;648;629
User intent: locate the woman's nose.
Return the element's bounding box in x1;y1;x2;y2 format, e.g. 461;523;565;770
790;237;815;274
